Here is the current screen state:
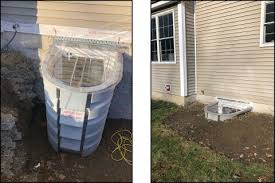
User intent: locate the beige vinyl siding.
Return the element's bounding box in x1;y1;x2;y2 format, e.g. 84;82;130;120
151;5;181;95
185;1;196;95
196;1;274;106
1;1;131;31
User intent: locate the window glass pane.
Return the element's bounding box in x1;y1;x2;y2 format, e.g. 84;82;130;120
151;18;156;29
265;23;274;34
168;26;173;37
265;33;274;43
163;15;168;25
160;38;174;62
158;13;173;39
151;18;156;40
159;27;163;38
159;16;163;27
266;3;274;14
265;13;274;23
151;41;158;61
168;14;173;25
164;27;169;37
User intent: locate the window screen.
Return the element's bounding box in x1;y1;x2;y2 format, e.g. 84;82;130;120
264;2;274;43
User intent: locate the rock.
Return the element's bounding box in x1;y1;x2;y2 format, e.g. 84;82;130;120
254;153;257;157
258;177;264;182
243;147;250;150
46;161;54;169
59;174;66;180
240;154;244;158
78;165;85;169
48;176;54;181
266;153;272;158
259;158;266;163
34;162;41;169
233;174;240;179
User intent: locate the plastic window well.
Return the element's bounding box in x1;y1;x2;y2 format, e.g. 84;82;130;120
41;38;126;93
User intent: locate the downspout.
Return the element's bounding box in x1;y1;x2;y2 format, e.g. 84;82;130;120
178;1;187;97
194;1;198;95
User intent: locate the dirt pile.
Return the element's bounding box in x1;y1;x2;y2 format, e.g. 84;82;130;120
1;51;43;180
1;112;25;179
1;51;43;106
165;102;274;165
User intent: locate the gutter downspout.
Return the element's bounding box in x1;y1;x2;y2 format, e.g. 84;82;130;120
194;1;198;95
178;1;187;97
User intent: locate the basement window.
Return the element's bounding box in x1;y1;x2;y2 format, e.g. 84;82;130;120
260;1;274;47
151;10;176;63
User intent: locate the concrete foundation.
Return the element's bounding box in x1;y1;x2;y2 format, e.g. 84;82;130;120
152;92;196;106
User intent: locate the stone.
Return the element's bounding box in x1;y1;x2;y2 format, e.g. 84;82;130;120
59;174;66;180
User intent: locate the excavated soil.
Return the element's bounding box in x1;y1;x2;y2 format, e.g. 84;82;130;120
1;51;132;182
164;103;274;165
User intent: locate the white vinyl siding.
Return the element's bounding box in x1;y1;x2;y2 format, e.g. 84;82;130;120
196;1;274;106
1;1;131;31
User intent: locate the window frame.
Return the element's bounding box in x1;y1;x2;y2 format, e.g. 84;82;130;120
260;1;274;47
151;9;176;64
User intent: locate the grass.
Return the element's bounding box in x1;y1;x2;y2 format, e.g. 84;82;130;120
151;100;273;182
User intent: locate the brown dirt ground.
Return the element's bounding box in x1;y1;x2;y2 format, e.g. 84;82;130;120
1;51;132;182
22;106;132;182
164;102;274;165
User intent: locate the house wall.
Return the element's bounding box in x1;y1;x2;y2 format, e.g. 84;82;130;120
1;1;131;31
185;1;196;96
151;2;196;100
195;1;274;113
1;1;132;119
151;5;181;96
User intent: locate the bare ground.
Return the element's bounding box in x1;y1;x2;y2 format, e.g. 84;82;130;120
164;102;274;165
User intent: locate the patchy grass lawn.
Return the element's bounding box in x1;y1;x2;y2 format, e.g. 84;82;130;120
152;100;273;182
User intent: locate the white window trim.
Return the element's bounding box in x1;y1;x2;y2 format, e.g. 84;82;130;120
259;1;274;47
151;9;177;64
178;1;187;96
152;1;171;9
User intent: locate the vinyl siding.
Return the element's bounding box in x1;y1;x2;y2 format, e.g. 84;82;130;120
196;1;274;106
151;5;181;95
185;1;196;95
1;1;131;31
151;3;195;96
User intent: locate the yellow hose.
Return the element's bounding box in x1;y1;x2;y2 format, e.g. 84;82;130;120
110;129;132;165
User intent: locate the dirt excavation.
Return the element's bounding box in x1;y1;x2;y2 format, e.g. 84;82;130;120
1;51;132;182
164;103;274;165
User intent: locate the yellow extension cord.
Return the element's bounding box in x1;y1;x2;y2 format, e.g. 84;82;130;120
110;129;132;166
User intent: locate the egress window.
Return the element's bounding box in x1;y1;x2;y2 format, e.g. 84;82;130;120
151;11;175;63
261;1;274;46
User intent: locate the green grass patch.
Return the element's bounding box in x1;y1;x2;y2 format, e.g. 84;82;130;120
151;100;273;182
